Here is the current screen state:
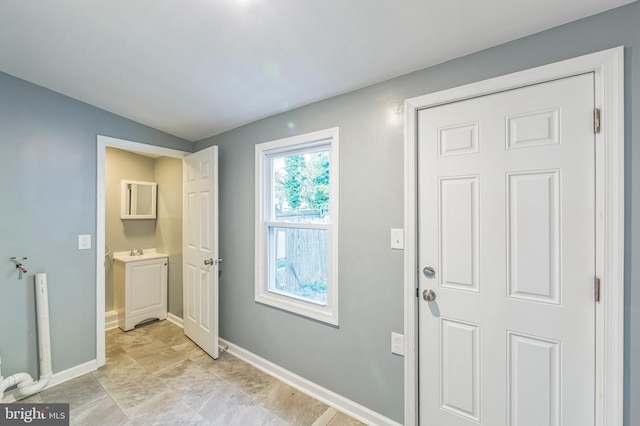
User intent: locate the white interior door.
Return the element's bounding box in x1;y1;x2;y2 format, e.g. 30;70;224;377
183;146;219;359
418;74;596;425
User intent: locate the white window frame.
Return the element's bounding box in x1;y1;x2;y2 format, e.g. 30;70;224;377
255;127;339;325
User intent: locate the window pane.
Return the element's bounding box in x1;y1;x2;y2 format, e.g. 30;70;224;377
272;149;330;224
269;226;328;305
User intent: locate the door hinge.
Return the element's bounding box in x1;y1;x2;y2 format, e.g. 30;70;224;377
416;287;419;298
594;276;601;302
593;108;601;134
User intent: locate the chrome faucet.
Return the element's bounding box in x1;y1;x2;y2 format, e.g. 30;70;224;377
137;248;144;255
130;249;135;256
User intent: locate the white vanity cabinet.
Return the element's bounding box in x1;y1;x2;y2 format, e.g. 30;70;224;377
114;251;168;331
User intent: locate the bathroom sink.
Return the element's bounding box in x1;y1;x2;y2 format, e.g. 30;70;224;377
113;249;168;263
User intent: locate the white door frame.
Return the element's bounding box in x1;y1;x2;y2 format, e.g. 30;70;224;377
96;135;190;367
403;46;624;426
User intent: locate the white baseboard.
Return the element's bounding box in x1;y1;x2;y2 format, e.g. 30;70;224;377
1;360;97;403
219;338;401;426
167;312;183;328
105;310;118;330
47;360;97;388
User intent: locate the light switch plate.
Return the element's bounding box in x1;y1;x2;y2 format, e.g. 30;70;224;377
78;234;91;250
390;228;404;250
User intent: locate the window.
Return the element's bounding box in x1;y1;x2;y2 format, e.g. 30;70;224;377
255;128;339;324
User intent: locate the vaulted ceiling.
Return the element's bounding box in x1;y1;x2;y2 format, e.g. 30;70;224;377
0;0;634;141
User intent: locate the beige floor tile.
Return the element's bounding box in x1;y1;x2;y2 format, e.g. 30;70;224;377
172;339;209;361
40;373;107;410
122;339;171;359
255;381;329;425
155;358;225;406
92;354;147;386
145;321;193;347
327;411;367;426
126;388;204;425
205;353;276;397
312;407;338;425
107;328;155;350
197;382;286;426
132;406;208;426
312;408;367;426
14;321;364;426
130;347;185;374
16;393;43;403
98;371;168;412
70;394;131;426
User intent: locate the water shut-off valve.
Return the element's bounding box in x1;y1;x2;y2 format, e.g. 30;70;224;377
10;257;27;279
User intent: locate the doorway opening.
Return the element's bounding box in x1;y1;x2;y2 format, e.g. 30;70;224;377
96;135;190;367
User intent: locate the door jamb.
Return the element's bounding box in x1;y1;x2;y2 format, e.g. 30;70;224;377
96;135;189;367
402;46;624;426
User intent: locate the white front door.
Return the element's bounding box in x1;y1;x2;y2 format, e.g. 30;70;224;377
418;74;595;425
183;146;219;359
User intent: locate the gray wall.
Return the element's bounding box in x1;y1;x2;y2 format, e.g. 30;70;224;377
196;2;640;423
0;73;191;379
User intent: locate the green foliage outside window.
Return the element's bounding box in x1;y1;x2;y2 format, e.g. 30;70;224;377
275;150;330;217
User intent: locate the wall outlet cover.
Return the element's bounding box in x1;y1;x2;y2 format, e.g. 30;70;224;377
78;234;91;250
391;332;405;356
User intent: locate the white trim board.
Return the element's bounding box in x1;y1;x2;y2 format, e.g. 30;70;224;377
96;135;190;367
219;338;402;426
167;312;184;328
105;310;118;331
403;46;624;426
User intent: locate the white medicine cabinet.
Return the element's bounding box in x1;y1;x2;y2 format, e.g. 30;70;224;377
121;180;157;219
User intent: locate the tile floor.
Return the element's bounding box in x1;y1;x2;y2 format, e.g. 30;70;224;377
20;320;365;426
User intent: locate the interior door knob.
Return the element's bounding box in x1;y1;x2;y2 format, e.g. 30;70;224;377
423;289;436;302
204;258;213;266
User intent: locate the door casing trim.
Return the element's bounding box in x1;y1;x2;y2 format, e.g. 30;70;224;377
96;135;189;367
403;46;624;426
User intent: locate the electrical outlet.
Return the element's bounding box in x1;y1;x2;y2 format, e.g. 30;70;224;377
391;332;405;356
78;234;91;250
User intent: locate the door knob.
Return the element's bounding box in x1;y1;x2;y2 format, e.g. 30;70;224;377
423;266;435;278
204;258;214;266
423;289;436;302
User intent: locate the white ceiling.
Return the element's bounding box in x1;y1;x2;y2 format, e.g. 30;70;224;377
0;0;634;141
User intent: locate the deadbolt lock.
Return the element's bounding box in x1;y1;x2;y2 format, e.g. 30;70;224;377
423;266;435;278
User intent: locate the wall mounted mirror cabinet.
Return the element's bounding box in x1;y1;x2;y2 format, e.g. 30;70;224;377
121;180;157;219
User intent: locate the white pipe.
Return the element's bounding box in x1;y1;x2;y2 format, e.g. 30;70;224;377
0;273;53;401
0;373;35;397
